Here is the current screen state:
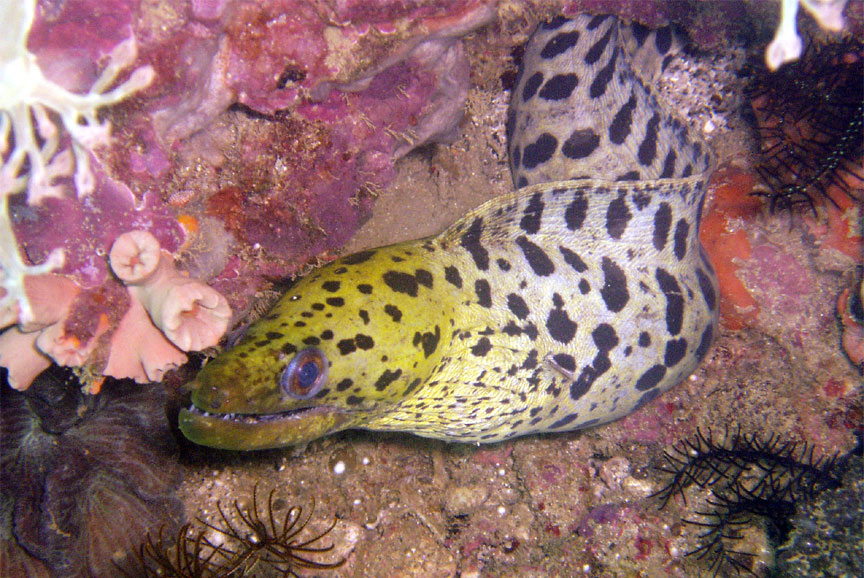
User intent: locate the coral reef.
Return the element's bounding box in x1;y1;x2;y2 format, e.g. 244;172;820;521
1;3;861;578
129;485;344;578
654;428;844;577
774;448;864;577
0;0;229;390
0;368;184;577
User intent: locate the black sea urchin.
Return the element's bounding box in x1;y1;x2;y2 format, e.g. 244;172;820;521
0;367;184;577
653;427;843;577
129;485;345;577
748;38;863;214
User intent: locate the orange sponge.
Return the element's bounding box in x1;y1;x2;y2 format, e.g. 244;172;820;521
700;169;762;330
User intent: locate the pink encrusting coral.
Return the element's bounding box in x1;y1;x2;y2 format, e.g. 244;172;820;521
122;0;498;310
0;327;49;390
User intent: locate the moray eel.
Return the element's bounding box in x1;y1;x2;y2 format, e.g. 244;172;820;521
180;14;719;450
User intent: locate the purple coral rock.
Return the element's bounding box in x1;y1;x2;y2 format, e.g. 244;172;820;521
742;243;815;317
9;165;183;289
29;0;138;62
192;0;229;21
221;0;492;114
576;503;628;538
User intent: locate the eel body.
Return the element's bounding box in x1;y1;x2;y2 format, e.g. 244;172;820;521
180;14;719;450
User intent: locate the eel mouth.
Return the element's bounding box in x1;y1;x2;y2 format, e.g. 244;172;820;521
178;404;348;451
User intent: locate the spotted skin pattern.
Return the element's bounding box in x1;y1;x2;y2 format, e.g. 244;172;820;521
179;15;719;450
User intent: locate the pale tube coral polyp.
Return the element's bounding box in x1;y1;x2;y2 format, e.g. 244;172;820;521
104;296;187;383
0;327;49;389
109;230;231;353
108;229;163;284
0;273;80;389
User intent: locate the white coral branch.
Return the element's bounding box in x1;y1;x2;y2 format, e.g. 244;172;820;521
1;0;154;332
767;0;849;71
0;195;64;327
1;0;154;202
767;0;804;71
800;0;847;31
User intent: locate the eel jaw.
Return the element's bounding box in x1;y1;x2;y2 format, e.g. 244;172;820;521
178;404;350;451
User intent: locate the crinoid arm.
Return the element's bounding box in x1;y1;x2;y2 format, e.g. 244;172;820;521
749;38;863;216
653;427;843;577
128;484;346;577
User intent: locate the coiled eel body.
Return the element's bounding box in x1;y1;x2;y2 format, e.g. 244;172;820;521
180;14;719;450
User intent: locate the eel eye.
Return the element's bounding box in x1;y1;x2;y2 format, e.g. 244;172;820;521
280;348;328;399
